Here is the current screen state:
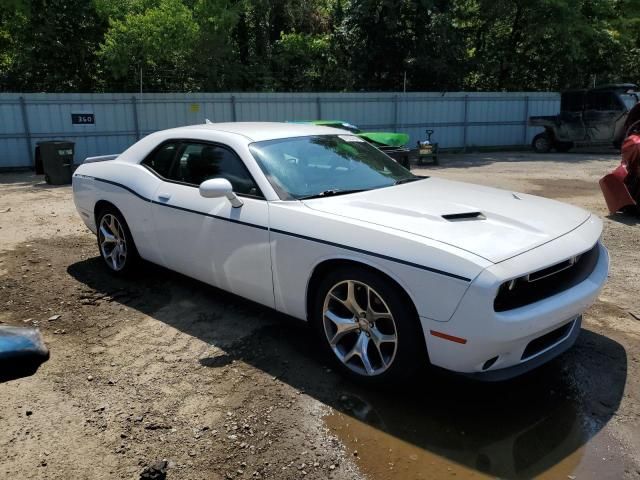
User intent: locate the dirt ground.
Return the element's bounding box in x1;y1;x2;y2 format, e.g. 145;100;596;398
0;149;639;480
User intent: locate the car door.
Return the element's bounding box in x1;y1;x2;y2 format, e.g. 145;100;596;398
144;140;274;308
558;91;586;141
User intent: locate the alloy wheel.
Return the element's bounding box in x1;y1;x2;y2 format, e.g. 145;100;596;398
98;213;128;271
322;280;398;376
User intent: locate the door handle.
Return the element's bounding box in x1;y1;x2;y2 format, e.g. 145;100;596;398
157;193;171;202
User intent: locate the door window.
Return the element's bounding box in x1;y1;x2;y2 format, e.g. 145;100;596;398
169;143;262;197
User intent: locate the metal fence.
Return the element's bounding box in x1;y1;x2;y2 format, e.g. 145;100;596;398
0;92;559;169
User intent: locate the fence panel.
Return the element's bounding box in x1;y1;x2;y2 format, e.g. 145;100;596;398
0;91;560;169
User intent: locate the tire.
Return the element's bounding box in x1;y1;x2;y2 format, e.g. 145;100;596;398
311;265;426;385
532;132;552;153
554;141;573;153
96;206;140;275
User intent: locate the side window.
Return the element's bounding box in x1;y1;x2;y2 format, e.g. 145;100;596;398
169;143;262;197
142;143;178;178
586;92;622;111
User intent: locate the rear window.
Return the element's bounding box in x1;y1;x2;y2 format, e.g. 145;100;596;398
142;143;178;178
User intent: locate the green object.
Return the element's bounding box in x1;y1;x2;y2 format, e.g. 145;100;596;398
357;131;410;147
303;120;409;147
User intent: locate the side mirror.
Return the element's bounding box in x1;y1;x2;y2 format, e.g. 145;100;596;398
199;178;243;208
0;326;50;383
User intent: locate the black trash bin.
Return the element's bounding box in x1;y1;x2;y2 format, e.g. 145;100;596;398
35;141;74;185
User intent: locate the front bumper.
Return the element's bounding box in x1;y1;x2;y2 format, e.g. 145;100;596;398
462;315;582;381
420;218;609;378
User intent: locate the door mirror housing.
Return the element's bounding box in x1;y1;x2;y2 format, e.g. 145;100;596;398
199;178;243;207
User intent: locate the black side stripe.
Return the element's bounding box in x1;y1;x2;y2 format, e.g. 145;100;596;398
149;199;269;230
94;177;267;230
88;175;471;282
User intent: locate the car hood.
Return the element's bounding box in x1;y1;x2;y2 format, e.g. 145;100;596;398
301;178;591;263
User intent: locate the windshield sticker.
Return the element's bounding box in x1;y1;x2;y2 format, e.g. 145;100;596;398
339;135;365;143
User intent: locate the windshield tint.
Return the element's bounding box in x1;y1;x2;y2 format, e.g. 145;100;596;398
249;135;417;199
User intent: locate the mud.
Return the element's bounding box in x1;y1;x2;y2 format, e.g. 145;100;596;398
1;150;639;479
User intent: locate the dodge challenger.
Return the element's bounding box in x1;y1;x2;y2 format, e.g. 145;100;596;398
72;122;609;383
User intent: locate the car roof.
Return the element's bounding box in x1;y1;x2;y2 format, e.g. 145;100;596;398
174;122;347;142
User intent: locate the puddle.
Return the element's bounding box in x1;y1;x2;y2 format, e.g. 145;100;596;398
323;352;628;480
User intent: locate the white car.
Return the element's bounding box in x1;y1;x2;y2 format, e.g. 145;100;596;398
72;122;609;383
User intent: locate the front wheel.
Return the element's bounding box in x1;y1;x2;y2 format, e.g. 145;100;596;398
96;206;140;275
532;132;552;153
311;266;426;385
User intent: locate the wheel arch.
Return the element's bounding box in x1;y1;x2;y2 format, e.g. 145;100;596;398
305;257;420;324
94;199;121;226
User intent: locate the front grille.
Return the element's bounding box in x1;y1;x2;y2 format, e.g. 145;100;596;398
521;320;574;360
494;243;599;312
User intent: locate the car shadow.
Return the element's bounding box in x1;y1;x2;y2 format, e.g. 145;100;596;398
67;257;627;480
606;212;640;226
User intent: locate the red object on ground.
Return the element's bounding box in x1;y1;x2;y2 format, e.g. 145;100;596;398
600;134;640;214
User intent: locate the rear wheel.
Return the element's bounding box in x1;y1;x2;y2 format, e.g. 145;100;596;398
532;132;552;153
311;266;425;385
96;206;140;275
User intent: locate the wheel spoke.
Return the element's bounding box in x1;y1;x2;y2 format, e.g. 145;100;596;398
109;246;118;269
369;325;396;367
108;215;117;238
345;281;364;315
343;332;374;375
325;310;359;345
99;225;116;244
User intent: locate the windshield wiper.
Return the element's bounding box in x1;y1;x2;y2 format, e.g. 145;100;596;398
395;177;422;185
298;189;367;200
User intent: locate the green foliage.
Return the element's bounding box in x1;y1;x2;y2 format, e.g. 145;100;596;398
0;0;639;92
98;0;200;91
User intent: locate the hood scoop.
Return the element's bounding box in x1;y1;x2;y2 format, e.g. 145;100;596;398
442;212;486;221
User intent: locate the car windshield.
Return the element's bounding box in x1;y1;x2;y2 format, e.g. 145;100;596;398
249;135;418;199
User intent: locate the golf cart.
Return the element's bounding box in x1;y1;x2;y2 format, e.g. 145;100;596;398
529;84;639;153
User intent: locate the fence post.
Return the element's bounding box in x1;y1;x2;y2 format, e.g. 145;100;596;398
393;94;399;131
19;96;34;167
316;96;322;119
462;95;469;152
522;95;530;146
231;95;237;122
131;96;140;140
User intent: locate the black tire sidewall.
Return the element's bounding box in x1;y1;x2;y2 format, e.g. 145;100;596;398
311;266;426;385
96;206;139;275
532;133;551;153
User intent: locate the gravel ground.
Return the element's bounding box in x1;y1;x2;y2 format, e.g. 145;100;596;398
0;149;638;480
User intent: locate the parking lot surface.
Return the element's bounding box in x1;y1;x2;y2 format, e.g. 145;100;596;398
1;150;639;479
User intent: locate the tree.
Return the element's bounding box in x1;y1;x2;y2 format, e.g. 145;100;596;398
455;0;630;90
98;0;200;91
335;0;466;91
1;0;106;92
